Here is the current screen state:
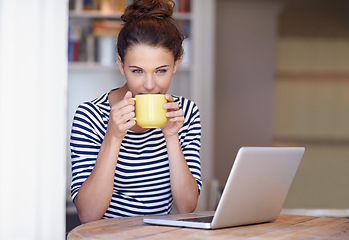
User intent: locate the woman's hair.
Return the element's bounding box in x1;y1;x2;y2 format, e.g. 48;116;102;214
117;0;187;62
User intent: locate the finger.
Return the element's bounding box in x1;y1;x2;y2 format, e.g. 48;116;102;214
166;109;184;118
122;91;135;106
124;91;133;100
112;111;135;127
119;111;135;123
115;119;136;133
163;102;180;110
165;93;173;102
112;104;135;118
114;95;135;110
124;119;136;129
168;116;185;122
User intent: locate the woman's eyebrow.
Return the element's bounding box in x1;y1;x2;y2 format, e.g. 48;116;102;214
129;65;142;69
128;65;169;69
156;65;169;69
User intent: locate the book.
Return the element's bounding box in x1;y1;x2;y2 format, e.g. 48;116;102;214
86;34;96;63
96;35;117;65
92;20;123;36
68;27;73;62
115;0;126;13
75;0;83;12
69;0;75;10
179;0;190;13
83;0;93;10
100;0;115;14
93;0;101;11
72;27;82;62
79;28;87;61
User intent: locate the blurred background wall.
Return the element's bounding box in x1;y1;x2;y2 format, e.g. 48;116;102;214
214;0;349;210
275;0;349;209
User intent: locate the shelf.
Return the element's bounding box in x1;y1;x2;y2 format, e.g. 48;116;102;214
273;136;349;147
276;71;349;81
69;10;192;21
69;10;122;19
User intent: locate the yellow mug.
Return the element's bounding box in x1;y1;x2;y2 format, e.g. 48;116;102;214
131;94;167;128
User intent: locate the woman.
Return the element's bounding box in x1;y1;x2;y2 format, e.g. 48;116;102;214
70;0;202;223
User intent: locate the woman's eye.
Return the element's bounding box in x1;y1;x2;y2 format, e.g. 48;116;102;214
156;69;167;74
132;69;143;74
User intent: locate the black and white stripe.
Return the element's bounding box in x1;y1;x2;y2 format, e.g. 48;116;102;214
70;90;201;218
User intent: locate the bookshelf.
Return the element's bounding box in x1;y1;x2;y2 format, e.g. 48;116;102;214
67;0;216;214
68;0;192;68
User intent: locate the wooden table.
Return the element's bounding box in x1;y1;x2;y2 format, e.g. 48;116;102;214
67;214;349;239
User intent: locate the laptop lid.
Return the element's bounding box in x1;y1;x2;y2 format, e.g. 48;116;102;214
143;147;305;229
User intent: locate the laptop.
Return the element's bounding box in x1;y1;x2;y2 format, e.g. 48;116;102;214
143;147;305;229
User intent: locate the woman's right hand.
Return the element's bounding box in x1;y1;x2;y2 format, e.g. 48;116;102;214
107;91;136;140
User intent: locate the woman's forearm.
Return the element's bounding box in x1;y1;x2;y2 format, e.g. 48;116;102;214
74;133;122;223
165;134;199;213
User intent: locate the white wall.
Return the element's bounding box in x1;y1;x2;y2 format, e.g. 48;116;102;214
214;0;284;186
0;1;68;239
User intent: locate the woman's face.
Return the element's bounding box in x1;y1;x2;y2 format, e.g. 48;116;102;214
118;44;179;97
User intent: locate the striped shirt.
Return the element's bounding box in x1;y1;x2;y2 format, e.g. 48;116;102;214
70;90;202;218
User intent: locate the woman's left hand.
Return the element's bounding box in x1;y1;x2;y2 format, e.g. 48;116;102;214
161;94;184;137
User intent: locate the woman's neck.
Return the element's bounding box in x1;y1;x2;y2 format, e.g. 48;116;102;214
108;84;128;106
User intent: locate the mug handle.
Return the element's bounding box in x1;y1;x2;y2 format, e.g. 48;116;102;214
130;97;136;121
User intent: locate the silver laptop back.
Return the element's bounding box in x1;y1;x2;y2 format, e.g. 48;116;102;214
211;147;304;228
143;147;305;229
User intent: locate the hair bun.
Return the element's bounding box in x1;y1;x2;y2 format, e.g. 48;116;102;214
121;0;174;22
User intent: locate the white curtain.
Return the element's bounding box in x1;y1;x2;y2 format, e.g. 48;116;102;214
0;0;68;239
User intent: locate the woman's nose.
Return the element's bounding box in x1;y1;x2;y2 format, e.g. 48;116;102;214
144;74;156;90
